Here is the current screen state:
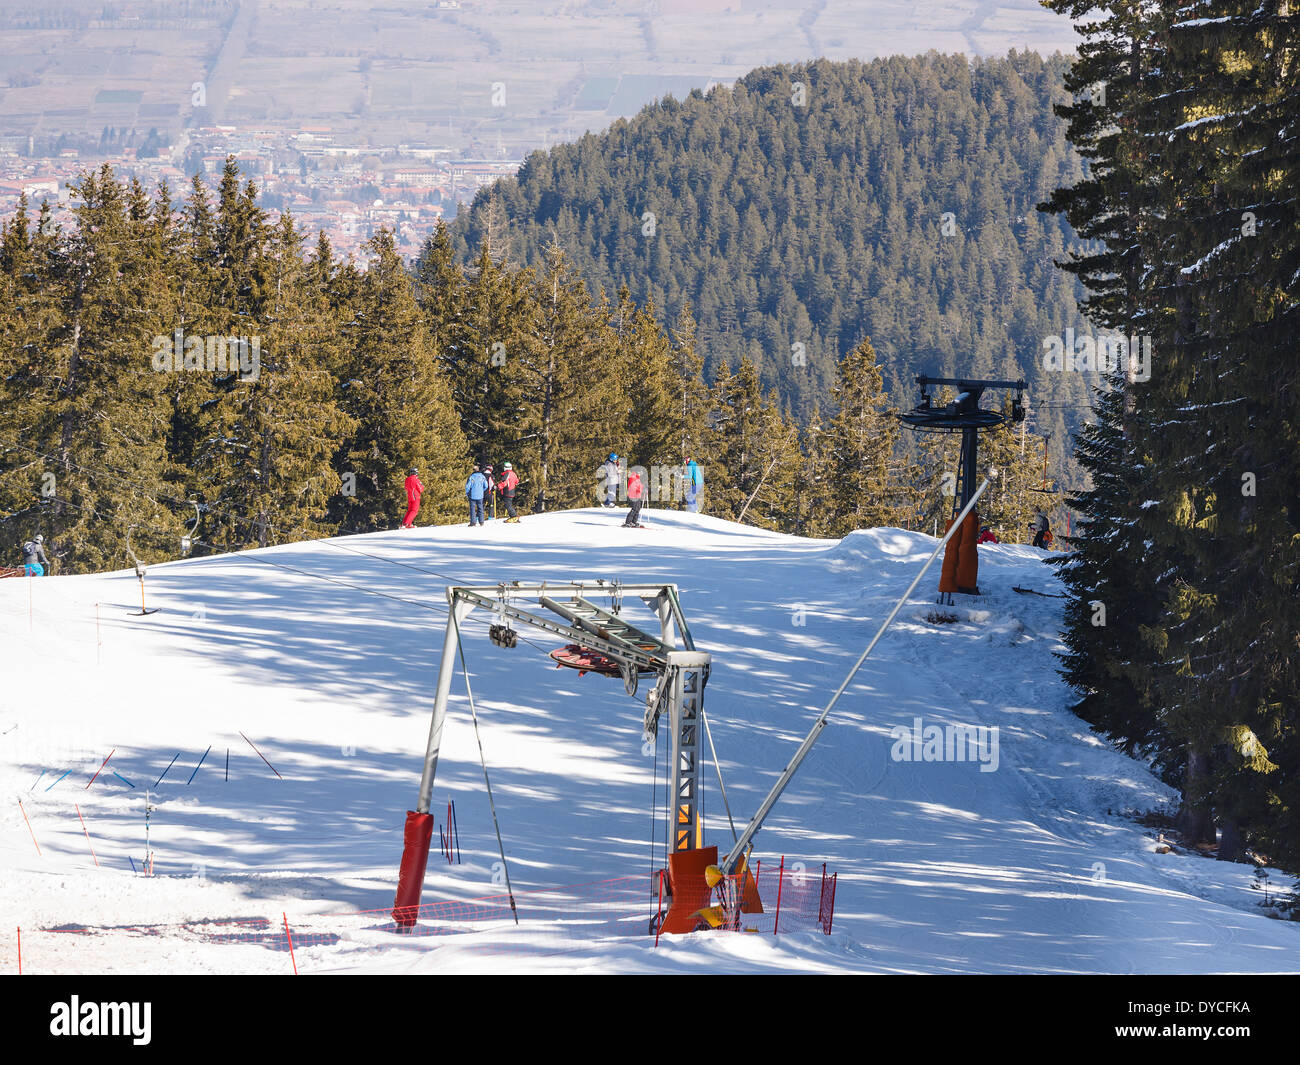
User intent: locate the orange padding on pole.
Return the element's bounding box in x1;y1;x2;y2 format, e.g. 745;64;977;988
956;509;980;593
392;811;434;927
659;846;718;934
939;517;959;593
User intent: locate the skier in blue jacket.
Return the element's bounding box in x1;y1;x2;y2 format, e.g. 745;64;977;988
466;466;489;527
684;457;704;513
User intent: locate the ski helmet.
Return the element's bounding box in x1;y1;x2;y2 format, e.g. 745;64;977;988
609;452;618;461
503;462;512;471
33;534;43;544
408;468;418;476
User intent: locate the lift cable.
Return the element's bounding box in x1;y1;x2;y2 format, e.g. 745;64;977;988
450;607;519;925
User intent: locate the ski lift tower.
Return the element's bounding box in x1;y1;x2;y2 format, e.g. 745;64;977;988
392;580;755;934
898;375;1026;600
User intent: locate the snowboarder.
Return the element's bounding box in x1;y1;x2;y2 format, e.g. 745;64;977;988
465;466;489;527
977;526;998;544
498;462;521;522
684;457;703;513
402;468;424;528
1031;514;1053;549
21;533;49;576
598;453;620;507
623;468;645;528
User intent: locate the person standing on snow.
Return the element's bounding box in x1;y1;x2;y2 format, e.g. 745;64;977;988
402;468;424;528
598;453;620;507
466;466;489;527
498;462;521;522
684;457;704;513
483;464;497;520
21;533;49;576
623;468;645;528
1031;514;1053;549
977;526;998;544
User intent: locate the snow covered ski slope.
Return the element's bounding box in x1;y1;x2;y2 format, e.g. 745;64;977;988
2;508;1296;974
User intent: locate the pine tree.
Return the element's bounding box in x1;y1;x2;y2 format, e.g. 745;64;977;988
521;243;625;511
2;168;183;572
611;291;681;504
809;337;902;536
1127;2;1300;860
979;399;1053;544
335;229;469;530
199;214;355;550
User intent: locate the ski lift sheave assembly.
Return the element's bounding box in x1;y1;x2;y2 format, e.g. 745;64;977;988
391;579;763;935
898;374;1027;602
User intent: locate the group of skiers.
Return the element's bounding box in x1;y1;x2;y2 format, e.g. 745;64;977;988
400;461;522;530
974;514;1052;547
598;453;646;528
402;452;709;532
596;454;704;527
464;461;520;527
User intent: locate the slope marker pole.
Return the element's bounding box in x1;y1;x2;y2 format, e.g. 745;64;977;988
85;749;115;790
45;769;71;792
18;800;40;856
155;753;180;787
75;804;99;867
187;746;211;785
283;913;298;975
239;732;282;779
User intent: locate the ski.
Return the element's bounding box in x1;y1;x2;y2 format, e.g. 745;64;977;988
1012;586;1065;598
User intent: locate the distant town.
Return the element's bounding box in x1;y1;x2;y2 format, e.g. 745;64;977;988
0;124;521;262
0;0;1079;262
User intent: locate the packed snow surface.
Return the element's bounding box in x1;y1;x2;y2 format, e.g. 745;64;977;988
2;509;1296;973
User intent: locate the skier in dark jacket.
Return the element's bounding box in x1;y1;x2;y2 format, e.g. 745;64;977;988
483;464;497;520
1031;514;1053;549
21;534;49;576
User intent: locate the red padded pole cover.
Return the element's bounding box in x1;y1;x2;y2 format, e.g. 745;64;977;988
392;811;434;927
938;517;959;594
956;509;980;593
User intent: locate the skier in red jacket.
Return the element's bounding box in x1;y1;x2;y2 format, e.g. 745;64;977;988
977;526;998;544
402;468;424;528
623;468;645;528
498;462;521;522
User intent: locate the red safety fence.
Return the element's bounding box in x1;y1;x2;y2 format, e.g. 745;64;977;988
32;858;837;970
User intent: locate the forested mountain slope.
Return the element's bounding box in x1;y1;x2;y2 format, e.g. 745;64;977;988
451;53;1094;477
